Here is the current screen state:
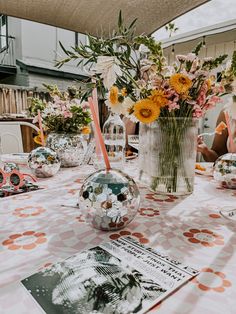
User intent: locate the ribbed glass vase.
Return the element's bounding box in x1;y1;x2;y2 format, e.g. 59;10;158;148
139;117;198;195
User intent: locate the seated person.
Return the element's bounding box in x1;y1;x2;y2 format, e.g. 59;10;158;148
198;95;236;162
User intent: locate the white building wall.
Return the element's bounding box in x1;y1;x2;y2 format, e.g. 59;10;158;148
20;19;85;75
7;17;86;77
6;17;86;88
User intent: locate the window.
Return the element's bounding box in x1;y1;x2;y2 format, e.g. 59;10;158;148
0;15;8;51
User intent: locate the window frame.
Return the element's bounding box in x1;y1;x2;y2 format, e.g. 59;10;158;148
0;14;8;53
75;32;79;47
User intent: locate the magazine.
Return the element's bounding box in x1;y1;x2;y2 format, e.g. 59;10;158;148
21;236;199;314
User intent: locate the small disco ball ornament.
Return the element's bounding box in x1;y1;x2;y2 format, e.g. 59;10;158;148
28;146;61;178
79;168;140;231
4;162;19;173
213;153;236;189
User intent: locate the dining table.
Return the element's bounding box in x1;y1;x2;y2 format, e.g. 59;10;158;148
0;158;236;314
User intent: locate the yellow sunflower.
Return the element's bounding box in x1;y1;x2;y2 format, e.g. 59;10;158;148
148;90;168;107
109;86;119;105
134;99;160;124
170;73;192;94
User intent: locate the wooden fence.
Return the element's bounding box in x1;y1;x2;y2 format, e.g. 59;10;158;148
0;85;47;115
0;85;110;127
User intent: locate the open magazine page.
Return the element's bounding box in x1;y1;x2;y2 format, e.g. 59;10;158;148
21;237;199;314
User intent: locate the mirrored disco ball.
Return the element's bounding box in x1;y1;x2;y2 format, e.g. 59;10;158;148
213;153;236;189
79;168;140;231
28;147;61;178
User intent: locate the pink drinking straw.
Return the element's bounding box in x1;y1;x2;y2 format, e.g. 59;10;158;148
224;110;234;152
88;97;111;171
92;81;102;158
37;109;45;147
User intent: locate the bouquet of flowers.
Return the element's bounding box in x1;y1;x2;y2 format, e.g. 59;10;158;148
30;84;92;134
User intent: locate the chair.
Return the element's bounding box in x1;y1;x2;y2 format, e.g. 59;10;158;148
0;121;40;154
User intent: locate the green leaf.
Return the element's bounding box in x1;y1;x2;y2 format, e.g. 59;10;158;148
192;42;203;56
118;10;123;29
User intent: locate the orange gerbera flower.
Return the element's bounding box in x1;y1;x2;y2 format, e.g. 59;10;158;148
134;99;160;124
170;73;192;94
148;90;168;107
81;126;91;134
34;132;47;145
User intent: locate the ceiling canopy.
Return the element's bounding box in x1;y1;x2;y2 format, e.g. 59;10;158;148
0;0;208;36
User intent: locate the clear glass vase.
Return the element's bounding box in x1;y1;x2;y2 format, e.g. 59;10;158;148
46;132;87;167
102;112;126;170
139;117;198;195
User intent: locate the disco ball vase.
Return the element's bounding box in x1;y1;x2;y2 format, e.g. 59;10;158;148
213;153;236;189
28;147;61;178
79;168;140;231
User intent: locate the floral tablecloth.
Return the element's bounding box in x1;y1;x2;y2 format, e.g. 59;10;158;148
0;161;236;314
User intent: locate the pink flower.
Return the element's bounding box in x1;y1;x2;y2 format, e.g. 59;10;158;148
190;59;200;73
168;102;180;111
193;106;204;118
209;95;222;104
150;77;162;89
186;53;197;62
173;95;179;103
203;95;222;111
204;101;215;111
197;90;206;106
212;85;225;94
81;101;90;109
176;55;186;62
63;111;72;118
181;69;196;80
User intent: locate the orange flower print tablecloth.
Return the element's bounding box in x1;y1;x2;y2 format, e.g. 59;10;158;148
0;162;236;314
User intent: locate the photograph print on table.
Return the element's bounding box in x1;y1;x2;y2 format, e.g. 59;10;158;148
21;236;199;314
